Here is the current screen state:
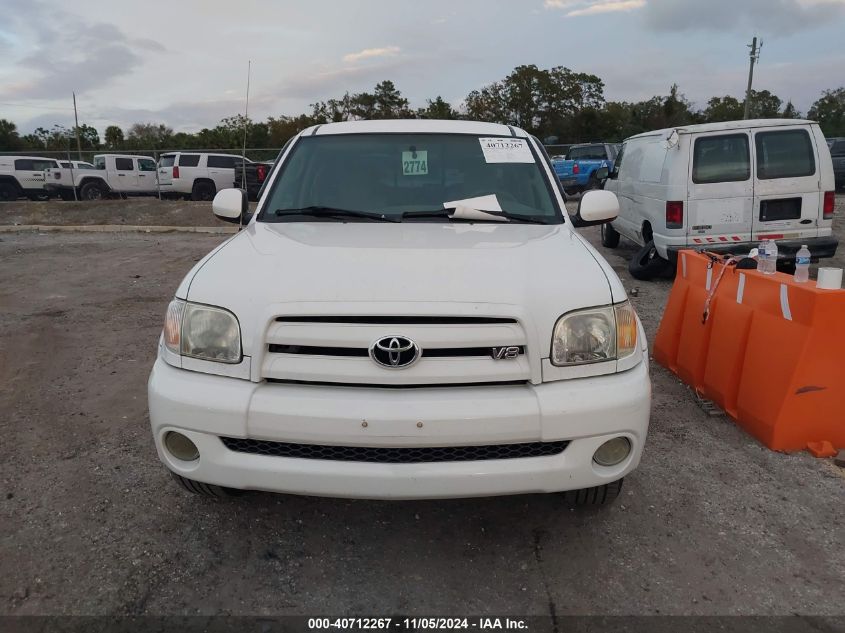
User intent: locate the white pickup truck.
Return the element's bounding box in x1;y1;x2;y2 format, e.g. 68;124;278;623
148;119;651;507
44;160;96;200
49;154;160;200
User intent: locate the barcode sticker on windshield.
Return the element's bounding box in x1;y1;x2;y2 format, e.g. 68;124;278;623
402;151;428;175
479;138;535;164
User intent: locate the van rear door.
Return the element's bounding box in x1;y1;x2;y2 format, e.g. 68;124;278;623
687;131;754;246
751;125;820;242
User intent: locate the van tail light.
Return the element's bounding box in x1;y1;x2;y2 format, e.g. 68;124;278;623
172;165;180;179
823;191;835;220
666;201;684;229
256;165;267;182
573;163;580;175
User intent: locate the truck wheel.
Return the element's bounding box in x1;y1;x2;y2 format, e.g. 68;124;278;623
563;478;623;507
170;472;240;498
601;222;620;248
0;182;20;201
80;181;108;201
191;180;216;201
628;240;672;281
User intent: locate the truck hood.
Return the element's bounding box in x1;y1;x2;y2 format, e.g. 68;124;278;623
184;221;621;354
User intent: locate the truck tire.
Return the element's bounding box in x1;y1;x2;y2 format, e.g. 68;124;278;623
0;181;19;201
191;180;216;201
563;478;623;507
601;222;620;248
170;472;240;498
80;181;108;201
628;240;672;280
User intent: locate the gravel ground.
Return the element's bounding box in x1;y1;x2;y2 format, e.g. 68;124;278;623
0;197;843;617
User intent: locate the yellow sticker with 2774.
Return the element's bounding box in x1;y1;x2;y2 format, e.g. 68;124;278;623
402;151;428;176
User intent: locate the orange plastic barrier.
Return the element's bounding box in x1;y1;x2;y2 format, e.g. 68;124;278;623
653;250;845;452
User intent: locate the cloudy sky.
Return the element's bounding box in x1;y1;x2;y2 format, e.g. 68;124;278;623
1;0;844;134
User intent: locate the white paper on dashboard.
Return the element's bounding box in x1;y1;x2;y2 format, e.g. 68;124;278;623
478;137;535;163
443;194;508;222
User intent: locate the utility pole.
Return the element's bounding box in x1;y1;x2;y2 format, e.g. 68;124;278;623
72;92;83;160
241;60;251;209
743;37;762;120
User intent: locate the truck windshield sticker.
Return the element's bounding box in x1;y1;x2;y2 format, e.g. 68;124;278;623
478;138;535;164
402;150;428;176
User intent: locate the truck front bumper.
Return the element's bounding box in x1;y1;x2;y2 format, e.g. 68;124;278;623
148;359;651;500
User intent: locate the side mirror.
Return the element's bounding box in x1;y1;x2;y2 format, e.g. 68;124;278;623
571;190;619;227
212;188;250;225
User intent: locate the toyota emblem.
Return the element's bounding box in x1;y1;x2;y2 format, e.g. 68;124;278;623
369;336;421;369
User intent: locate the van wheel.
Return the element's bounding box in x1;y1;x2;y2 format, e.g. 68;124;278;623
80;181;108;201
170;472;241;498
629;240;672;280
191;180;216;201
601;222;620;248
563;478;624;507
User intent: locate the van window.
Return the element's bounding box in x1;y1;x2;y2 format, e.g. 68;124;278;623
114;158;134;171
755;129;815;179
179;154;201;167
207;155;237;169
692;134;750;184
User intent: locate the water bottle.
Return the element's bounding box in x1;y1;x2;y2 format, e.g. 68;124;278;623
758;239;776;274
794;245;811;283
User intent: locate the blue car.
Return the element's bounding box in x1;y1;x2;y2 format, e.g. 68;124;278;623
553;143;619;195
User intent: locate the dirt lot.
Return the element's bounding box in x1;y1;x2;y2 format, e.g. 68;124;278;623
0;197;843;617
0;198;236;227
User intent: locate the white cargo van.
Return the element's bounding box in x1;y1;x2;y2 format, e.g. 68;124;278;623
602;119;838;280
148;119;651;506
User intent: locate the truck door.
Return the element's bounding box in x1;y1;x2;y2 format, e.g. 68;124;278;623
687;131;754;246
112;157;138;191
751;126;820;242
14;158;52;191
136;158;159;193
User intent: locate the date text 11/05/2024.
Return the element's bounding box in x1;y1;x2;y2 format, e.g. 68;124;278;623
307;617;529;630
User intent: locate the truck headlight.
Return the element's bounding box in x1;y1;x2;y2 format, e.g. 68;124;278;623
551;301;638;366
163;299;242;363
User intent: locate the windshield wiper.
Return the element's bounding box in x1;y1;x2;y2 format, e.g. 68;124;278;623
273;206;399;222
401;208;551;224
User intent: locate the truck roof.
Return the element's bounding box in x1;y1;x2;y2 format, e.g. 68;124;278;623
303;119;530;138
625;118;816;141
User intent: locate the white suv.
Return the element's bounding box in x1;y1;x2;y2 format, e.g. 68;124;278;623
157;152;250;201
0;155;61;201
148;120;651;506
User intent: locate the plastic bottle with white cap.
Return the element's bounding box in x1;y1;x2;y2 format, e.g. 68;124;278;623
794;245;811;283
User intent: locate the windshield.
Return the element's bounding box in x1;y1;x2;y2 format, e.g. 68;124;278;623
568;145;608;161
260;133;562;223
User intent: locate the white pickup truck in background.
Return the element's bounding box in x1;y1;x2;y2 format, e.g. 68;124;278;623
48;154;160;200
44;160;96;200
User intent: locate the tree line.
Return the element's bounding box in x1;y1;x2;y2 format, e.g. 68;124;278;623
1;68;843;154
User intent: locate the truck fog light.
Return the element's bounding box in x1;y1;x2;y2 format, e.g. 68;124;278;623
164;431;199;462
593;437;631;467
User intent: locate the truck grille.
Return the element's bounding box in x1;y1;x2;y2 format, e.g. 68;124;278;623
220;437;569;463
261;314;532;386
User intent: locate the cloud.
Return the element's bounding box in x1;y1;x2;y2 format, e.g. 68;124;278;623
0;0;165;100
642;0;845;34
342;46;401;64
544;0;645;16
